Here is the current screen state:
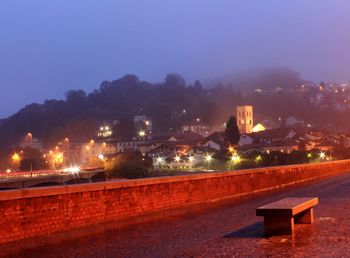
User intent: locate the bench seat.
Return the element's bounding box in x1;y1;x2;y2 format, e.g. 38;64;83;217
256;197;318;236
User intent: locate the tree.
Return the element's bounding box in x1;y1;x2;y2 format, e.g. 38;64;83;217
224;116;240;147
65;90;87;105
106;152;152;179
19;147;48;171
194;80;202;90
165;73;186;88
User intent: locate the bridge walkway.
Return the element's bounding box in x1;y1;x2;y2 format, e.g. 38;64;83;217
2;172;350;257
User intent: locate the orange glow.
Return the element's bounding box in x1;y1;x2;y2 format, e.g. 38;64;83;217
54;153;64;163
11;153;20;163
228;146;235;153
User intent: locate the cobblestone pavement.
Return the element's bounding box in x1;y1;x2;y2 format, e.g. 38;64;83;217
3;173;350;258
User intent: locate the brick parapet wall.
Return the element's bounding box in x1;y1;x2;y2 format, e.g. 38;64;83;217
1;160;350;244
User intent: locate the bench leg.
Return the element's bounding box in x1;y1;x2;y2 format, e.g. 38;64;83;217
264;216;294;236
295;208;314;224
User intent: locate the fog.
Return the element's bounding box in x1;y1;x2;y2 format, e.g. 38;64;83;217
1;0;350;118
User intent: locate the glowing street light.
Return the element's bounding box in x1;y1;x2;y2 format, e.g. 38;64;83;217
98;154;104;160
205;154;212;162
138;131;146;137
205;153;212;169
54;153;64;165
11;153;20;163
320;152;326;159
63;166;80;174
189;156;194;162
175;156;180;162
255;155;262;162
157;157;163;163
26;132;33;142
231;154;241;164
228;146;235;153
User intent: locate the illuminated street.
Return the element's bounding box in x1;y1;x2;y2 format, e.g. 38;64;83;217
2;172;350;257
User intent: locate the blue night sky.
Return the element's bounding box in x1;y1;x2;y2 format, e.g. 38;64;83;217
1;0;350;118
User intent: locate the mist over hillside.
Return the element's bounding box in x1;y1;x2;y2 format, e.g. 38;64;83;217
215;67;302;91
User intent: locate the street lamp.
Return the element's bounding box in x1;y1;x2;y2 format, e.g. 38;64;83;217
11;153;20;163
228;146;235;154
231;154;241;164
205;153;212;169
156;157;163;169
188;156;194;168
320;152;326;160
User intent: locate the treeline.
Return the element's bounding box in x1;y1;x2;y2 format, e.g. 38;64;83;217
0;69;349;148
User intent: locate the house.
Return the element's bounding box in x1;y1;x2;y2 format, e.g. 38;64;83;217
252;123;266;133
200;132;225;151
181;121;211;137
168;131;204;144
239;134;254;146
134;115;152;135
19;134;43;150
239;141;299;154
96;120;118;139
239;128;297;147
310;93;325;106
116;131;204;156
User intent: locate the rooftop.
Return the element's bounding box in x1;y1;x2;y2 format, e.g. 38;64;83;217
3;172;350;257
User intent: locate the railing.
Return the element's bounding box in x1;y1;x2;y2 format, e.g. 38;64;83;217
0;170;65;179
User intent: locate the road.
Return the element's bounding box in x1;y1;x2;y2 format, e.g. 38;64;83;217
2;172;350;257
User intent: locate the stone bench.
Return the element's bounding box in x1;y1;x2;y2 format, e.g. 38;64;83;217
256;197;318;236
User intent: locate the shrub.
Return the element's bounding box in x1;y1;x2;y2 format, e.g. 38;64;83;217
106;152;152;179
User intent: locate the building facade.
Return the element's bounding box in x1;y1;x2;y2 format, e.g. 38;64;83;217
236;105;253;134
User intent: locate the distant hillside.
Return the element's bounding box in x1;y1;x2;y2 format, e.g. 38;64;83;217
0;69;348;148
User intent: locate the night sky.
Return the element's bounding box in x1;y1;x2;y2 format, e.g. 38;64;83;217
1;0;350;118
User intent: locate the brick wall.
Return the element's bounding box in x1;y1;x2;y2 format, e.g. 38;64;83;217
1;160;350;244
